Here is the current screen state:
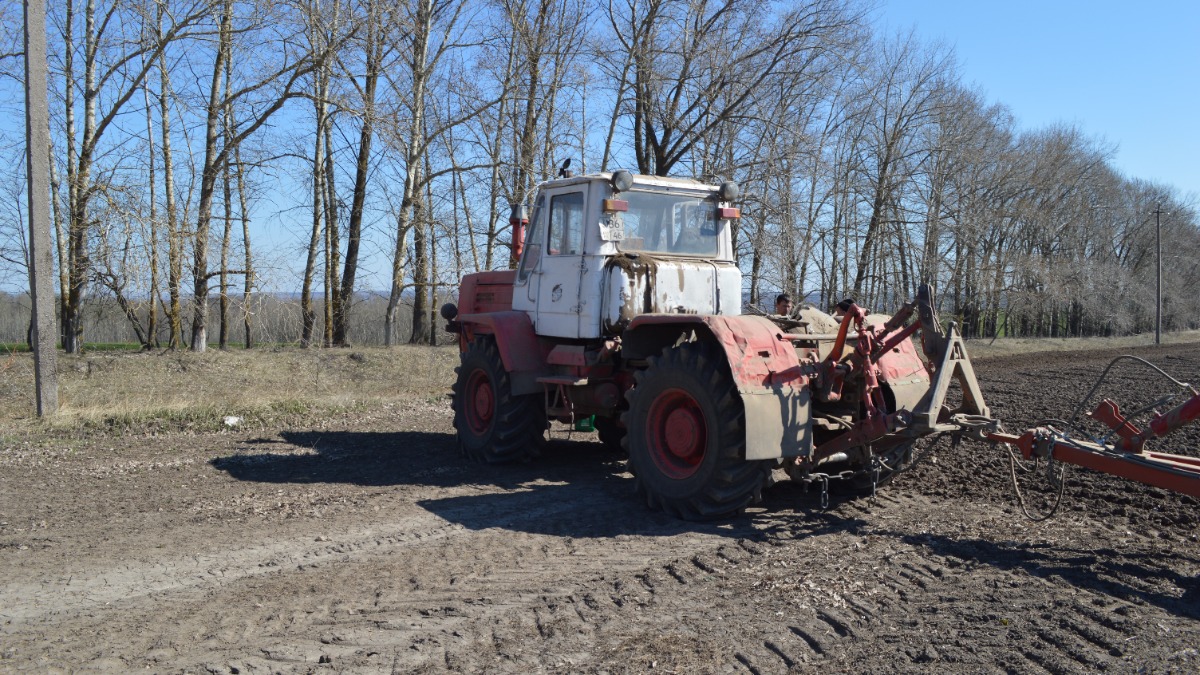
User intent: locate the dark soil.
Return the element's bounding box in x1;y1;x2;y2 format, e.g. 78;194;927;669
1;343;1198;673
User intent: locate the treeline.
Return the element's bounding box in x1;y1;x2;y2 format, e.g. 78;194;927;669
0;0;1196;352
0;292;445;347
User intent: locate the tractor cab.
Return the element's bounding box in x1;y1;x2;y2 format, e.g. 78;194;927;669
510;171;743;339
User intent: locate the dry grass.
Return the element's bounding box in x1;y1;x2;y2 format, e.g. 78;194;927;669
0;345;459;431
3;330;1199;433
966;329;1200;359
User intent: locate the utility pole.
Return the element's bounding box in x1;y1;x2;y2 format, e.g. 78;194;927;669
24;0;58;415
1152;205;1166;346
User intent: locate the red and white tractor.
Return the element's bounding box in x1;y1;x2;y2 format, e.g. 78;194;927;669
442;170;1200;519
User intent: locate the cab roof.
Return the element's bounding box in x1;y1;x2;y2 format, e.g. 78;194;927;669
537;171;720;193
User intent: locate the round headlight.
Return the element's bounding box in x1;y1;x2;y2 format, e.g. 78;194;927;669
610;170;634;193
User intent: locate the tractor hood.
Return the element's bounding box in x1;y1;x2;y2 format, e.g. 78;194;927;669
600;253;741;333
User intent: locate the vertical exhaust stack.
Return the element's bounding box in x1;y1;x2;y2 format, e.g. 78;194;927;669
509;203;528;268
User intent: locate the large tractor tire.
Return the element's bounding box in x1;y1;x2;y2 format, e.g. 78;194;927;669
623;341;772;520
452;337;546;463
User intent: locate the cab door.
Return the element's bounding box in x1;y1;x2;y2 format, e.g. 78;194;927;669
532;184;588;338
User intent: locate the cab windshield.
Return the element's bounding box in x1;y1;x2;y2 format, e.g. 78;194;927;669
615;190;720;257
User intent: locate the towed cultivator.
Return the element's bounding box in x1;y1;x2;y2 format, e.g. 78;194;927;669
985;355;1200;516
807;286;1200;514
444;169;1200;519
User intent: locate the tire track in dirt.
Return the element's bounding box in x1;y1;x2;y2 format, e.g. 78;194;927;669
216;492;771;673
0;504;464;625
381;488;1199;674
2;344;1198;672
2;445;773;671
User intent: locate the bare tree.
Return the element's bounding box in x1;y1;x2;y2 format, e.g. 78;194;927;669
190;0;323;352
299;0;341;348
4;0;1199;349
156;2;186;349
605;0;857;176
381;0;499;345
848;32;953;302
327;0;392;346
141;75;160;347
55;0;210;353
233;129;254;347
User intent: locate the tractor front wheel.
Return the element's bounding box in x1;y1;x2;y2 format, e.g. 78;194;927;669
623;342;771;520
452;337;546;463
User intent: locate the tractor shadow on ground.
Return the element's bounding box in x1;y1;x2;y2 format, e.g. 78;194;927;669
212;430;470;488
887;529;1200;620
412;445;872;540
211;428;867;540
211;430;626;490
413;463;867;541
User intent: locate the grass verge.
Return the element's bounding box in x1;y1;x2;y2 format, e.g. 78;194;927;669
4;332;1199;434
0;345;459;433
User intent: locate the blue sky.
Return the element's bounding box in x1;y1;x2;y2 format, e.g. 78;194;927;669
875;0;1200;200
4;1;1197;297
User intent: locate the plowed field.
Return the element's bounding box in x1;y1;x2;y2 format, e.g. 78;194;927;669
2;343;1198;673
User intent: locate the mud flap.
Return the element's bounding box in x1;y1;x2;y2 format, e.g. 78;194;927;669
741;386;812;460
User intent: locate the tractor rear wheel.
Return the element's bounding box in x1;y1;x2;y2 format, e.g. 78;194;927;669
623;342;771;520
453;337;546;463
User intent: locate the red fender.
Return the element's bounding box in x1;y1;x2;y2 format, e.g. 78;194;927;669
625;314;803;388
625;314;809;460
458;311;552;392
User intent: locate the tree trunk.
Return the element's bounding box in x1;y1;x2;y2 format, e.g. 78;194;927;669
383;205;410;347
219;71;234;350
62;0;93;354
159;4;183;349
234;140;253;348
332;0;381;347
190;0;233;352
323;123;338;347
143;81;160;348
426;166;438;346
49;139;67;344
301;93;325;349
408;199;430;344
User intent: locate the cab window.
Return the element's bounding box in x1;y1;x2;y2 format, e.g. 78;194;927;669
548;191;585;255
515;196;545;284
615;190;719;257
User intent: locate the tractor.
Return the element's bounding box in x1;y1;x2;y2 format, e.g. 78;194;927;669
442;169;1200;520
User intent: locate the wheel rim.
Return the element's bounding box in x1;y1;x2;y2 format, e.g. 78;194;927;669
646;388;707;479
464;368;494;435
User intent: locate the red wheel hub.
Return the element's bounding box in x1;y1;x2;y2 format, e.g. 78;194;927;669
464;369;494;435
647;388;707;479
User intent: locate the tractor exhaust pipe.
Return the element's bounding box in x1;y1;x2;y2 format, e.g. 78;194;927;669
509;203;528;267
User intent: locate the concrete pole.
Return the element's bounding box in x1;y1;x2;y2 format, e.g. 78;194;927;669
1153;206;1163;346
24;0;58;415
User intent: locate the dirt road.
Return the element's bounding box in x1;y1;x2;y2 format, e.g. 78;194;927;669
1;344;1198;673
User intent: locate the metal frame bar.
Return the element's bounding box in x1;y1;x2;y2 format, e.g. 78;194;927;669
987;429;1200;499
